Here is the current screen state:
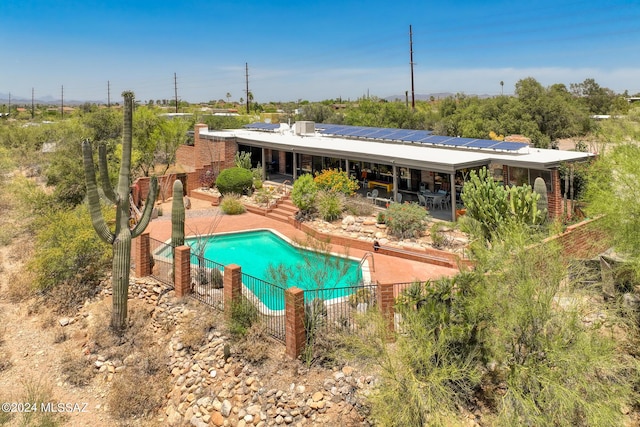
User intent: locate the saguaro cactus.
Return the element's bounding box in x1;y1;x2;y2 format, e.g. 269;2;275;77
82;91;158;333
171;179;185;248
533;177;549;222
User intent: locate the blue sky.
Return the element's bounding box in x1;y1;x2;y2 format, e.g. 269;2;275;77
2;0;639;103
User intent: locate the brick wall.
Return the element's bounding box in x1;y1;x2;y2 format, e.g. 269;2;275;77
543;216;611;260
176;145;196;171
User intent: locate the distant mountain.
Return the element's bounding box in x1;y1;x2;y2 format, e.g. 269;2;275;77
0;93;106;106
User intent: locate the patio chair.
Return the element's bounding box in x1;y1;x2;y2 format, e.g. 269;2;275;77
431;195;443;209
417;194;427;207
395;193;403;203
440;193;451;210
366;188;379;203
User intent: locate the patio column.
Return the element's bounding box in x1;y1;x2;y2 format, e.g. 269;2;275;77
292;151;297;180
261;147;267;181
392;164;398;202
449;172;456;221
345;159;349;174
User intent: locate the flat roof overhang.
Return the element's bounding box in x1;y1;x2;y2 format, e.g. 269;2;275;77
202;129;594;174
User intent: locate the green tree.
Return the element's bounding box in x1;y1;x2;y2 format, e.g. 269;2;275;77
584;143;640;272
132;106;161;176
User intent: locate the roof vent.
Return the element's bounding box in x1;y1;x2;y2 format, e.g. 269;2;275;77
294;121;315;136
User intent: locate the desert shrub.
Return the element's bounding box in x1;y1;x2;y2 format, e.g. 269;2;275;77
228;297;259;337
430;221;453;249
216;167;253;195
317;190;344;222
253;178;263;190
376;212;386;224
344;194;375;216
254;186;276;206
199;168;215;188
108;361;168;420
353;226;636;426
291;173;318;214
314;168;359;195
194;266;223;288
235;323;272;364
385;202;428;239
60;352;94;387
28;204;111;313
220;193;246;215
5;270;36;302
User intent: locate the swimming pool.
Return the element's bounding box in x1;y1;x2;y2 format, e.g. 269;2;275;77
185;229;366;311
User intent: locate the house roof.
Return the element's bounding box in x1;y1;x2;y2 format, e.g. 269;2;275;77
200;124;594;174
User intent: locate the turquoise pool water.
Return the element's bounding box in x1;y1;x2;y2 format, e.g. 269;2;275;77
185;230;362;311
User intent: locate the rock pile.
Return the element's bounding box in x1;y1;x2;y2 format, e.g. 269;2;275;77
85;277;376;426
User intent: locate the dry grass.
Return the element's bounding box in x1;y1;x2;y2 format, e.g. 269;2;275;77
235;323;272;364
0;321;11;373
59;350;94;387
107;345;169;420
179;308;218;352
5;270;36;303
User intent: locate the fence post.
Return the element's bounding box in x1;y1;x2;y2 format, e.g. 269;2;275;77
377;282;396;341
174;245;191;297
224;264;242;319
133;232;150;277
285;287;306;359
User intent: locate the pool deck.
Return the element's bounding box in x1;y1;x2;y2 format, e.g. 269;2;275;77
146;199;459;284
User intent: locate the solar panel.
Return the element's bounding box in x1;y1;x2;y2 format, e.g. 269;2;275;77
306;123;528;152
491;142;528;151
465;139;500;149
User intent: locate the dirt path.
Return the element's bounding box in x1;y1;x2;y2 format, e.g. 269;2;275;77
0;244;114;427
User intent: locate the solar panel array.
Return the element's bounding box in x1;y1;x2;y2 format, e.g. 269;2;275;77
315;124;527;152
243;123;528;152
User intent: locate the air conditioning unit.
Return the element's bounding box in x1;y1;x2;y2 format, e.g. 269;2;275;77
294;121;315;135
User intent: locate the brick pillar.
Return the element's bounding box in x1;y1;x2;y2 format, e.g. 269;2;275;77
548;169;562;220
285;287;306;359
224;264;242;319
194;123;208;169
133;232;151;277
174;245;191;297
278;151;286;174
377;283;396;340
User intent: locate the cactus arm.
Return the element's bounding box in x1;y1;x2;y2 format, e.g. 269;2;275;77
98;145;117;204
117;91;135;207
131;176;158;238
82;139;115;244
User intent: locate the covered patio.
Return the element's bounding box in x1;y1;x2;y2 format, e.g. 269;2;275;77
192;122;594;221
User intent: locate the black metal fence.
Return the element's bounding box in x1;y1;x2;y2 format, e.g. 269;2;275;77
302;282;378;335
190;255;225;311
239;271;287;342
149;237;175;287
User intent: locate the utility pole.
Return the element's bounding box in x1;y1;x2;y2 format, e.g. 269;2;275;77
61;85;64;119
31;88;35;119
409;24;416;111
174;72;179;113
245;63;250;114
107;81;111;108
